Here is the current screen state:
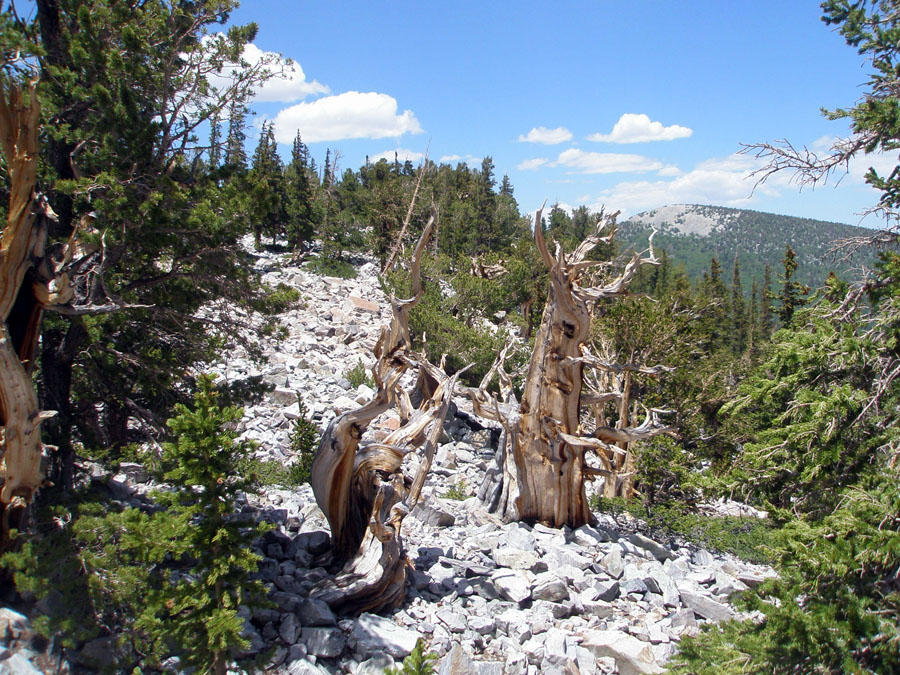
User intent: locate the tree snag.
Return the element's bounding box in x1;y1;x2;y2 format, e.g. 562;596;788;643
469;207;676;527
310;216;459;614
0;80;52;550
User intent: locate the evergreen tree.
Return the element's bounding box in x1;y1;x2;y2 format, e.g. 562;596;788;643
475;156;498;251
249;121;287;246
699;257;730;353
209;111;222;170
148;375;268;675
748;278;760;358
730;258;747;355
224;98;248;170
774;245;809;327
759;263;775;338
23;0;276;479
284;131;318;250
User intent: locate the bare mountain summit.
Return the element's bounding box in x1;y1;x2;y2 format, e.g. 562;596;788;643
619;204;878;288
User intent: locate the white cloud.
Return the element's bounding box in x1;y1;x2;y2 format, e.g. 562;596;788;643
273;91;423;144
518;126;574;144
206;41;328;103
588;113;692;144
553;148;664;174
657;166;683;177
439;154;482;165
594;152;773;215
370;148;425;164
518;157;549;171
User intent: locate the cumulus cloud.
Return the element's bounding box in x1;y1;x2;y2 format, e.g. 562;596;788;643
518;126;574;144
553;148;664;174
369;148;425;164
439;154;482;165
206;41;329;103
273;91;423;144
658;166;683;177
588;113;692;144
594;152;774;215
518;157;549;171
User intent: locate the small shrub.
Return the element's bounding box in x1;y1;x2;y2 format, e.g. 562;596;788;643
252;282;301;314
237;399;319;487
288;397;320;484
384;639;438;675
345;359;374;389
442;481;468;501
306;256;357;279
589;496;778;565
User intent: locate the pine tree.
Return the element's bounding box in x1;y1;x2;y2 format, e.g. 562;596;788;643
700;257;730;353
760;263;775;338
147;375;269;675
249;122;287;246
748;278;760;358
209;111;222;170
730;258;747;355
475;156;499;251
22;1;274;477
285;131;319;250
774;245;809;327
224;99;248;170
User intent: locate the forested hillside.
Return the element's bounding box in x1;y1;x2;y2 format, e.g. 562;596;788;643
619;204;879;290
1;1;899;674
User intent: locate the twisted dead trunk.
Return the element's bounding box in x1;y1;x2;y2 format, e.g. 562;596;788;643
0;81;52;550
472;208;676;527
310;217;459;615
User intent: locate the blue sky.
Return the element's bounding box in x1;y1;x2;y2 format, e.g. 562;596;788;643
225;1;892;227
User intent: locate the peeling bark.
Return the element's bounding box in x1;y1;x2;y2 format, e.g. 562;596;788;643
472;208;676;526
0;81;52;550
310;217;460;615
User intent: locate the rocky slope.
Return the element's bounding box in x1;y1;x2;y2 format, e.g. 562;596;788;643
1;243;775;675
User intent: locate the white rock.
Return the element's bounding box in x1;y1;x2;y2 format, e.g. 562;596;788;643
492;547;540;570
581;629;663;675
350;613;422;660
491;569;533;604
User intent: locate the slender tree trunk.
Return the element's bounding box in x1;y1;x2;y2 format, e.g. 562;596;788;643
38;320;86;492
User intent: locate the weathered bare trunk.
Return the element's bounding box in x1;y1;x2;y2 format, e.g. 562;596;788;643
0;81;51;550
310;217;458;615
472;208;676;527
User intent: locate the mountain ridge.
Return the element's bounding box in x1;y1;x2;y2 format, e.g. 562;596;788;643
618;204;879;288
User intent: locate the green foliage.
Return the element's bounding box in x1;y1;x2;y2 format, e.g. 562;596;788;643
442;481;468;501
618;205;877;292
287;398;320;485
143;374;270;673
718;303;881;516
251;282;301;314
306;255;357;279
384;639;438;675
2;376;270;672
589;497;778;565
679;257;900;672
345;359;375;389
771;245;809;327
384;254;521;387
17;0;278;484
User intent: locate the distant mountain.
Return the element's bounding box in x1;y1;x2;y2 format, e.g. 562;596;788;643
618;204;879;290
